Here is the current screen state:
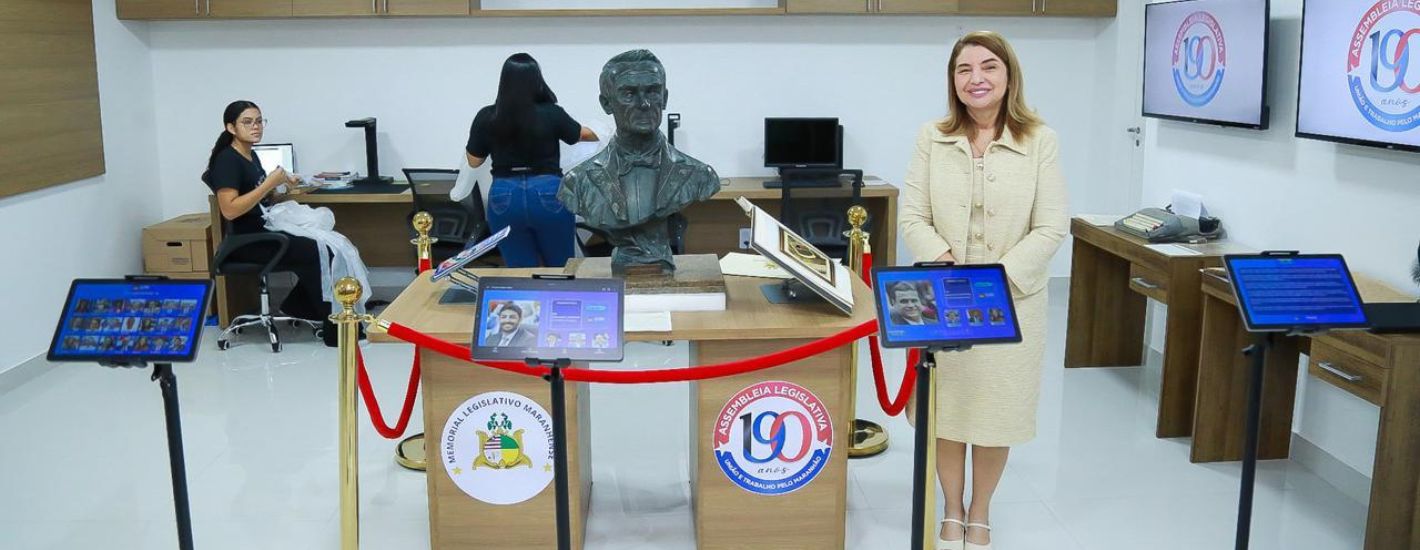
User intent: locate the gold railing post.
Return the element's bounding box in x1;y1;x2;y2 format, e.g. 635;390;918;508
333;277;363;550
396;212;432;471
846;205;889;458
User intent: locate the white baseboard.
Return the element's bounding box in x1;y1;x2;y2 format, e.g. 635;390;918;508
0;353;48;396
1291;433;1373;509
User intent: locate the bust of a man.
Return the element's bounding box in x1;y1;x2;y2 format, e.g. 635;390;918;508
558;49;720;274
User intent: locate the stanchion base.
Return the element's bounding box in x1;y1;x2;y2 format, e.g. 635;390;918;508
848;419;889;458
395;433;427;471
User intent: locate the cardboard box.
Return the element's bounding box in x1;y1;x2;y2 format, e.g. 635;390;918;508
143;213;213;273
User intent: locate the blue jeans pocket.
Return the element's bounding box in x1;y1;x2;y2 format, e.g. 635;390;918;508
533;177;566;214
488;186;514;216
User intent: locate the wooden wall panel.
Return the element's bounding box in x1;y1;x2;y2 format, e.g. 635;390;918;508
0;0;105;200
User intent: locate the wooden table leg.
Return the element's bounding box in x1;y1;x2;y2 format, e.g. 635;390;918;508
1156;263;1207;438
1064;238;1146;368
690;339;850;550
1190;293;1300;462
1365;344;1420;550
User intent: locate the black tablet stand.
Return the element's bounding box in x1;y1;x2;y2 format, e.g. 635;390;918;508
101;360;193;550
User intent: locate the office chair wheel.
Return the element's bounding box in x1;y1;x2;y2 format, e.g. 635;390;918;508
313;328;324;338
271;341;282;353
234;327;243;335
217;339;230;351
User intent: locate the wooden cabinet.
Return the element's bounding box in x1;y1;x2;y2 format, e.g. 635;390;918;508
386;0;471;16
290;0;470;17
785;0;867;13
955;0;1036;16
116;0;201;19
207;0;292;17
291;0;375;17
1037;0;1115;17
118;0;291;19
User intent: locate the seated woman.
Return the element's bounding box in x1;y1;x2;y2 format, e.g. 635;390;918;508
202;100;337;343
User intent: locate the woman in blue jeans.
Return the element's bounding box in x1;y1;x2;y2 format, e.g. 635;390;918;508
466;53;599;267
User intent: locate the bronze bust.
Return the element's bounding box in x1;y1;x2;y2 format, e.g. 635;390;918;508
558;49;720;274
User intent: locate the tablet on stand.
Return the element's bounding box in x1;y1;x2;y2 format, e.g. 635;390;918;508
431;226;511;304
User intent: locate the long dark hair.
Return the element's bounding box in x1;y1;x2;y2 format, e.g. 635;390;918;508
491;53;557;147
202;100;259;184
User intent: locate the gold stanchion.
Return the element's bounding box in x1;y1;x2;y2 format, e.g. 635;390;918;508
846;205;889;458
333;277;365;550
396;212;433;472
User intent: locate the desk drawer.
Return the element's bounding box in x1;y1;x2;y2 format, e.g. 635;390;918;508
1308;340;1388;407
1128;264;1169;302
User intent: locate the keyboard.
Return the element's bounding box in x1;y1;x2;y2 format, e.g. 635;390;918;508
762;178;844;189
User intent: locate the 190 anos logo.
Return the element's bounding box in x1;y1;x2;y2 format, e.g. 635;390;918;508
1348;0;1420;132
1172;11;1228;107
713;380;833;496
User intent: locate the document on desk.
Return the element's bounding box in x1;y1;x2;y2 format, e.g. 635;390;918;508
1145;243;1203;256
625;311;672;333
1076;214;1124;226
720;252;793;279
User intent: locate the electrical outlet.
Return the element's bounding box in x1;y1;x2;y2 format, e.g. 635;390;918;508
739;228;752;249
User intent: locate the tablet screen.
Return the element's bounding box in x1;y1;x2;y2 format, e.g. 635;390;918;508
48;279;212;363
1224;254;1368;331
471;277;624;362
432;226;512;282
871;264;1022;348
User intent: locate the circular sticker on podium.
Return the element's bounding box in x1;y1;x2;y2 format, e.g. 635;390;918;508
712;380;834;495
441;391;555;505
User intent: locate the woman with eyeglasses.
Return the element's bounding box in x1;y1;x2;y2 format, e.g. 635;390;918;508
202;100;335;341
466;53;598;268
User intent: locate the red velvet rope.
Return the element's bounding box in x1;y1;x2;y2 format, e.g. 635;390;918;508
862;251;918;417
383;320;878;384
356;348;421;439
349;254;431;440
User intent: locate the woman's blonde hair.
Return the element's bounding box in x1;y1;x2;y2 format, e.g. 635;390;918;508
937;31;1043;141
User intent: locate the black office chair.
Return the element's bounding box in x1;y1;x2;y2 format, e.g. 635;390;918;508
404;168;501;267
211;229;323;353
779;170;866;263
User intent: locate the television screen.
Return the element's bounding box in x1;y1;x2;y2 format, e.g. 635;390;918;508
764;118;840;168
1297;0;1420;151
1143;0;1271;128
870;264;1022;349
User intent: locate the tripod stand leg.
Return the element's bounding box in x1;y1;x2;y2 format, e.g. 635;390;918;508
154;364;194;550
1235;333;1270;550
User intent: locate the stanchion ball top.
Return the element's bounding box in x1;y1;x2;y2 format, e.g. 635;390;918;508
412;211;433;235
848;205;867;228
335;277;363;307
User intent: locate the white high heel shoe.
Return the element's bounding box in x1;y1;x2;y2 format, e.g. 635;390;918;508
964;522;992;550
937;518;966;550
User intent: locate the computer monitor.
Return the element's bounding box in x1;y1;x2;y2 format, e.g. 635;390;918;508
48;278;212;364
764;118;842;170
1223;253;1369;332
871;264;1022;349
253;143;295;173
471;276;625;362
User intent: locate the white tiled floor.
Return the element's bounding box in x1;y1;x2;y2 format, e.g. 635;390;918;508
0;280;1369;549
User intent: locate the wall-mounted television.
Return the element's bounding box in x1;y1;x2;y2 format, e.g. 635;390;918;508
1143;0;1271;129
1297;0;1420;152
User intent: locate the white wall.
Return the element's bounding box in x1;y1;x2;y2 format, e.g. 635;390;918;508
0;1;162;374
1139;0;1420;480
144;14;1131;274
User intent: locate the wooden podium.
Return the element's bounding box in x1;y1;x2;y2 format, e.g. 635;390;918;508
371;267;874;549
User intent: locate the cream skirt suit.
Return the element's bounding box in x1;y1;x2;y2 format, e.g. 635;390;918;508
898;121;1069;446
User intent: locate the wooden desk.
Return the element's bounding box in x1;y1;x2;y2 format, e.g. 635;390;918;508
371;267;871;549
1064;218;1250;438
1191;269;1420;550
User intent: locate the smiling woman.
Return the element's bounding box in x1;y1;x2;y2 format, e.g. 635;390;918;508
897;30;1069;550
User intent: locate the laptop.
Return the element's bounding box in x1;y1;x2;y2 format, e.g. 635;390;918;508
253;143;295;174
